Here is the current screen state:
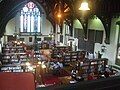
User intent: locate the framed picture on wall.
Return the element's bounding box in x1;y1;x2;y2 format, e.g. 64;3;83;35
29;37;32;42
44;37;52;41
20;38;24;41
37;38;41;41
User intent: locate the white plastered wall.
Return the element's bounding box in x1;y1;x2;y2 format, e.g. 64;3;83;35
1;14;53;45
73;17;120;66
1;14;120;66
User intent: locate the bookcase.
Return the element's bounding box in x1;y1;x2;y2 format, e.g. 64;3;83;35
63;51;82;62
80;58;108;78
63;52;71;62
51;46;71;59
70;51;80;61
0;41;28;72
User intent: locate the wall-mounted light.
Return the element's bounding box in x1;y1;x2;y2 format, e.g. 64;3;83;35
26;62;31;66
49;27;54;37
101;45;106;53
79;0;90;11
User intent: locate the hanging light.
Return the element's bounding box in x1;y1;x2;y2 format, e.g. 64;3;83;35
57;1;62;18
57;13;62;18
79;0;90;11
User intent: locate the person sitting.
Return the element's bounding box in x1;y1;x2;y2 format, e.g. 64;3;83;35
98;51;102;58
87;72;95;80
76;75;84;82
71;69;78;78
103;71;110;78
71;67;79;81
103;65;112;78
51;61;63;76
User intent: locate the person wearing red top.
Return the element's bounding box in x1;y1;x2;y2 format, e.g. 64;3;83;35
87;72;95;80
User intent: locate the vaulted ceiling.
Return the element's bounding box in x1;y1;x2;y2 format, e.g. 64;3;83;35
0;0;120;43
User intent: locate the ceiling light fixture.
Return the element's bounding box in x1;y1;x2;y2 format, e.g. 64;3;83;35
79;0;90;11
57;1;62;18
57;13;62;18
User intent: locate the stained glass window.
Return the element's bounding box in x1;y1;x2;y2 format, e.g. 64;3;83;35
20;2;41;33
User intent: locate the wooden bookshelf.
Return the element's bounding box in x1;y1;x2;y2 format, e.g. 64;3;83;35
1;41;28;72
63;51;83;62
51;46;70;59
80;58;108;78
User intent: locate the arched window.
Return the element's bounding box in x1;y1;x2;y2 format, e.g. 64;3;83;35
20;2;41;33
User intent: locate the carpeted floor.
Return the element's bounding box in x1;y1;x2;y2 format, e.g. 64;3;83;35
41;68;70;86
41;74;60;86
0;72;35;90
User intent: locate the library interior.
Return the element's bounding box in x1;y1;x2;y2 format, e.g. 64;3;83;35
1;0;120;90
